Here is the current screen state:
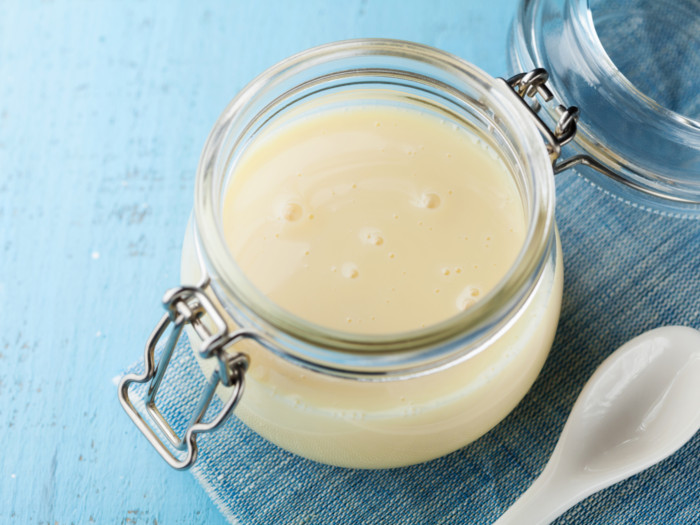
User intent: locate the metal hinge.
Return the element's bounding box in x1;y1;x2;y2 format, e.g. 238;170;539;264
119;284;253;470
504;68;580;169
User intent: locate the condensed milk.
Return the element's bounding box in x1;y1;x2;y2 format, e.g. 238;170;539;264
180;91;563;467
222;102;526;333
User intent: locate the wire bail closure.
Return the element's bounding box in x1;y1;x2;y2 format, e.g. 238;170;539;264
503;68;580;169
118;284;252;470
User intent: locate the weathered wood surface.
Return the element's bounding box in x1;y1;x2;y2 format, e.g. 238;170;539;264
0;1;516;522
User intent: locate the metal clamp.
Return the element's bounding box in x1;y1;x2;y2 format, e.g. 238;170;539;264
118;285;251;470
503;68;580;167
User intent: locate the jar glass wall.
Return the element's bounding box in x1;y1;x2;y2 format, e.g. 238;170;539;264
180;40;562;468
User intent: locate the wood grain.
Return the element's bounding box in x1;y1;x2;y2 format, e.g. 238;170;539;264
0;1;517;522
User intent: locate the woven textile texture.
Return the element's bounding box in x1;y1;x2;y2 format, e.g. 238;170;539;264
122;171;700;524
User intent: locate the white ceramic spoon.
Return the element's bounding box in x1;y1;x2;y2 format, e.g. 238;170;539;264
494;326;700;525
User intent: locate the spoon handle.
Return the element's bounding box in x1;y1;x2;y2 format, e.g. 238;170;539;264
493;466;583;525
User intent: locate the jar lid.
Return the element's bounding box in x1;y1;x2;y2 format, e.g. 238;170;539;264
509;0;700;217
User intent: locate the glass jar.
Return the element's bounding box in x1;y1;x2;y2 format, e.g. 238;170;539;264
509;0;700;217
120;39;564;470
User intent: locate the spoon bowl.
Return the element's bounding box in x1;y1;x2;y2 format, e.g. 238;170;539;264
495;326;700;524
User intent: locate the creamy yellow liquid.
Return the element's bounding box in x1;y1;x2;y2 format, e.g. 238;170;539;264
222;105;526;333
181;99;563;468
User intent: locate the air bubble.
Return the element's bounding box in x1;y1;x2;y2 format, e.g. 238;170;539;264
457;296;476;311
280;201;303;222
418;192;441;209
360;228;384;246
457;286;481;311
342;262;359;279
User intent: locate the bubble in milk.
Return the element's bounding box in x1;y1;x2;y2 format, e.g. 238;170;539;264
418;192;441;209
457;285;482;311
342;262;359;279
359;228;384;246
280;201;303;222
457;296;476;311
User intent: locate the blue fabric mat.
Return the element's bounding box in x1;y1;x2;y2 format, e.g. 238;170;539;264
122;171;700;524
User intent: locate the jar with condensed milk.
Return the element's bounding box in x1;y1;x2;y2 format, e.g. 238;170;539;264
119;0;700;470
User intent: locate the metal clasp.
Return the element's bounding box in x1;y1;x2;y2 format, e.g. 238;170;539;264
503;68;580;169
118;284;251;470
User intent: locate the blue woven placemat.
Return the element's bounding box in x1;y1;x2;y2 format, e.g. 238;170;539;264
122;172;700;524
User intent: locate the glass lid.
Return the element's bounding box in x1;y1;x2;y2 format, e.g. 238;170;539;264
509;0;700;217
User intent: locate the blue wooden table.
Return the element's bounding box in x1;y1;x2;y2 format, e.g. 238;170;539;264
0;1;520;523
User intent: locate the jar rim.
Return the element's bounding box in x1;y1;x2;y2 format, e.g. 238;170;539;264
193;39;556;376
578;0;700;129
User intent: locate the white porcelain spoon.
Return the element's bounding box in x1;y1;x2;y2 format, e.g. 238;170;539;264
494;326;700;525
